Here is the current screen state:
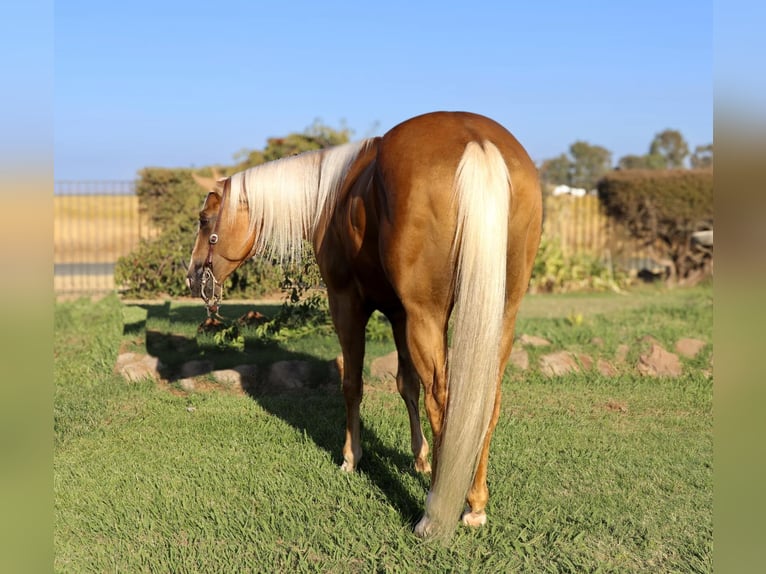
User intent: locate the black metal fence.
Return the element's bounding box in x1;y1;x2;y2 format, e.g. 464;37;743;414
54;181;151;295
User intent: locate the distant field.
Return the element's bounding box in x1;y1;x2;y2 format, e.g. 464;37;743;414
52;192;650;295
54;194;613;265
54;195;156;264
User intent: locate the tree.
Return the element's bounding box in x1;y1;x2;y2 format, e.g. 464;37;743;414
539;153;572;186
690;144;713;169
617;152;667;170
617;154;649;170
539;142;612;189
233;121;352;170
568;141;612;189
649;129;690;169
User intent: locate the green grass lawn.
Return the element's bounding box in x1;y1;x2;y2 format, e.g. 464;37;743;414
54;285;712;572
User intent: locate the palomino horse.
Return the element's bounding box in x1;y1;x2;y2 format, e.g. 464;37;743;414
186;111;542;539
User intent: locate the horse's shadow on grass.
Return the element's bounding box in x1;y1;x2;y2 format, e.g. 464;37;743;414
252;392;429;527
124;301;429;528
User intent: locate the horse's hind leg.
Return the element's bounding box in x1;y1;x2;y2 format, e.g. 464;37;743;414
391;313;431;474
328;290;370;472
461;317;516;527
401;311;449;480
463;233;541;527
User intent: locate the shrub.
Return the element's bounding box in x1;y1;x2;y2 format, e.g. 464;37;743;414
597;169;713;283
134;167;216;230
115;225;192;298
114;227;295;298
529;236;629;293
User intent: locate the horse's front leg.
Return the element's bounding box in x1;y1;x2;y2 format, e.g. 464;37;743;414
328;290;370;472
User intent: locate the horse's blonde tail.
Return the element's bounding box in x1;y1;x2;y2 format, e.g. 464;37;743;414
420;140;510;540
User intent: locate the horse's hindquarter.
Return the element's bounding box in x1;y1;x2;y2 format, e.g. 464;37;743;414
376;112;540;308
315;111;541;316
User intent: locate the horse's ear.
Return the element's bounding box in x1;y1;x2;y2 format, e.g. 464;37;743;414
192;171;217;192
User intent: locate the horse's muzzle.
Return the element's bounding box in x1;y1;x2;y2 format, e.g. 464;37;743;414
187;264;223;310
186;266;203;298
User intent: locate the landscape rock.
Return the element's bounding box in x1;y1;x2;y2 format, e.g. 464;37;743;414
370;351;399;381
180;359;214;378
637;344;682;377
597;359;619;377
234;365;259;390
675;338;706;358
115;352;162;382
540;351;580;377
115;352;138;371
575;353;594;371
178;378;196;392
211;365;257;393
212;368;244;387
518;334;552;347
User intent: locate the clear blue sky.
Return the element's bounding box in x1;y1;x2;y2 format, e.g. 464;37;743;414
54;1;713;181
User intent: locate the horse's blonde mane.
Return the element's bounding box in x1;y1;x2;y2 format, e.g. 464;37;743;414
223;139;372;261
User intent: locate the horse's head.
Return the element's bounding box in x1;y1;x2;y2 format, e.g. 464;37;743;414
186;172;255;309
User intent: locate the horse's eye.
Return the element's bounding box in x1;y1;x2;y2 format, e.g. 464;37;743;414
199;218;209;226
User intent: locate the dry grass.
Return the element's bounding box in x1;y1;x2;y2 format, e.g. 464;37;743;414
53;193;655;297
54;195;157;264
55;194;611;265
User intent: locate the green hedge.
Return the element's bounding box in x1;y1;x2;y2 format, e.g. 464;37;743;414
597;169;713;282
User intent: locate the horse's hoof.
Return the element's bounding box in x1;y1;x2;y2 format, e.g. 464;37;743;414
461;509;487;527
414;459;432;474
414;516;434;538
340;461;355;473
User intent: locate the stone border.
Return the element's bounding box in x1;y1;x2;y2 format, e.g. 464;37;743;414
115;335;709;394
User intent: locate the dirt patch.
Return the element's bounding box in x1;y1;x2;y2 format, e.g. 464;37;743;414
603;399;629;414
